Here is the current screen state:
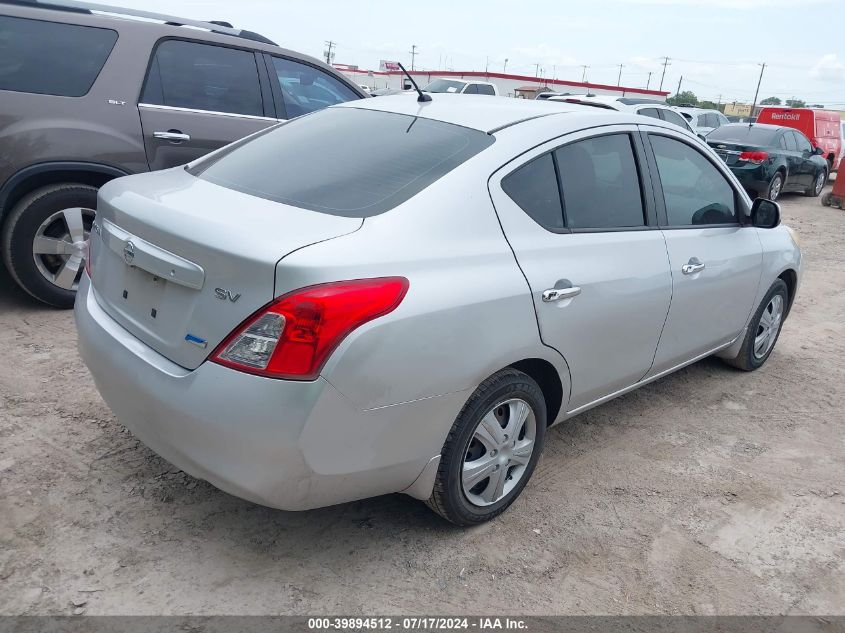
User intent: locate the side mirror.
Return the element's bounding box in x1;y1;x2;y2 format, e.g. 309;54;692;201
750;198;781;229
813;146;824;156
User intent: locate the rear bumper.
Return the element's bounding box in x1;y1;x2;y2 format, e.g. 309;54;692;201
729;163;772;195
75;276;459;510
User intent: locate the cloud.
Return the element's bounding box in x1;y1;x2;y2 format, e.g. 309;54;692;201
811;54;845;81
618;0;832;7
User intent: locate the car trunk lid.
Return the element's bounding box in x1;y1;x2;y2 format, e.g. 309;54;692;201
89;167;363;370
707;140;768;166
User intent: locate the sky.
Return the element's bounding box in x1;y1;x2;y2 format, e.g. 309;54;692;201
120;0;845;107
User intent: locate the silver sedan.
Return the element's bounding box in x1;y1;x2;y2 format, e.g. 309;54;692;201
76;95;802;525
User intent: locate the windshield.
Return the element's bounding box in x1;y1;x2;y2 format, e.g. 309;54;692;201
190;107;494;217
707;125;778;145
423;79;467;93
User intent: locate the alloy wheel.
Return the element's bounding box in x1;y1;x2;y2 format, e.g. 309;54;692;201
814;172;826;196
32;207;95;291
462;398;537;507
754;294;784;360
769;175;782;201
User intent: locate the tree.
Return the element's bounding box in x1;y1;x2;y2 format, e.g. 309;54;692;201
699;100;718;110
785;98;806;108
760;96;781;105
666;90;698;106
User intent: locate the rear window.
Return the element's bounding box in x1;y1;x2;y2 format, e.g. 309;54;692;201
191;107;494;217
707;125;778;145
0;16;117;97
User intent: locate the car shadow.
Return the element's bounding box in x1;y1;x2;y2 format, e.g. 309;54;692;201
0;259;54;311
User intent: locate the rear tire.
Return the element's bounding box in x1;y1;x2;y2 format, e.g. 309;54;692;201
1;184;97;308
723;280;788;372
767;172;784;201
426;369;546;526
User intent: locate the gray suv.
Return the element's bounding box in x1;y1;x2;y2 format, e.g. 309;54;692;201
0;0;366;307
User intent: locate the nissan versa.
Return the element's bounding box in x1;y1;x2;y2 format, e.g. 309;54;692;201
76;95;802;526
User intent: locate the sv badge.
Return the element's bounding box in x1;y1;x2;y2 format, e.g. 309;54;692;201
214;287;241;303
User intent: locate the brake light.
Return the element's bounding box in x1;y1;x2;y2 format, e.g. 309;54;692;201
211;277;409;380
739;151;769;164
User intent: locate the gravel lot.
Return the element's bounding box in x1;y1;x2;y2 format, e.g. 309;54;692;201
1;185;843;616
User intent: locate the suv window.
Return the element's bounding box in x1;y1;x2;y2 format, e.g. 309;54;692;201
705;113;721;128
271;56;360;118
697;114;708;127
555;134;645;229
192;107;494;217
0;16;117;97
649;135;737;226
476;84;496;96
659;109;690;130
142;40;262;116
502;154;563;230
463;84;478;94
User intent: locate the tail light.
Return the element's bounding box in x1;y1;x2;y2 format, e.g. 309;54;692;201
739;151;769;164
211;277;409;380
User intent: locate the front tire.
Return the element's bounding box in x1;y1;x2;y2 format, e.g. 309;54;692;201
426;369;546;526
1;184;97;308
723;280;788;371
805;169;827;197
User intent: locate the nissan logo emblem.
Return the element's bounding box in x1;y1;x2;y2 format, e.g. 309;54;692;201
123;241;136;265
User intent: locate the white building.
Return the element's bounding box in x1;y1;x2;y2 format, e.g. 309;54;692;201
334;65;669;101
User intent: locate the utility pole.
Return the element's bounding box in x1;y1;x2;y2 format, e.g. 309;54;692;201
659;56;671;91
751;63;766;117
646;71;652;90
675;75;683;97
534;62;541;77
485;56;489;73
503;58;508;74
324;40;335;65
409;44;419;71
580;65;589;82
717;94;722;108
617;63;624;86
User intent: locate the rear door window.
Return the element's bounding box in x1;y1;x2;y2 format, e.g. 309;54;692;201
141;40;263;116
793;131;812;153
659;109;691;130
554;134;645;229
270;56;360;118
463;84;478;94
783;132;798;151
191;107;494;217
502;154;563;230
0;16;117;97
638;108;661;119
476;84;496;96
649;134;737;226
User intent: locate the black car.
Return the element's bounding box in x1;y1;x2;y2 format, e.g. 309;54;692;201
706;124;829;201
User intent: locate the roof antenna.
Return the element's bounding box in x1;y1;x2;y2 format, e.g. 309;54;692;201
398;62;431;102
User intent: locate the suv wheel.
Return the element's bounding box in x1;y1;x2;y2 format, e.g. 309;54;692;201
2;184;97;308
426;369;546;526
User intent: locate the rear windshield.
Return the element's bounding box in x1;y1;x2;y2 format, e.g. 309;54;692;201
707;125;778;145
191;107;494;217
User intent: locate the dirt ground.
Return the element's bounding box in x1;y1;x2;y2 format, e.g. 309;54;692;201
0;185;843;616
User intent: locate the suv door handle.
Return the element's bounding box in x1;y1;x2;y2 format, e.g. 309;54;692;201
682;258;706;275
542;286;581;302
154;130;191;143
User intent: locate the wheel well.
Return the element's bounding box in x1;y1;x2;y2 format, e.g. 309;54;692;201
779;269;797;316
508;358;564;426
1;168;117;226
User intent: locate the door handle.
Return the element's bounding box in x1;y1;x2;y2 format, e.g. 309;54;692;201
542;286;581;302
682;258;706;275
154;130;191;143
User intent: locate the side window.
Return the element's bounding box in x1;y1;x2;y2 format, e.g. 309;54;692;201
141;40;262;116
502;154;563;230
659;109;691;130
794;131;812;153
783;132;798;151
555;134;645;229
463;84;478;94
476;84;496;96
638;108;661;119
705;113;721;128
649;135;737;226
778;134;788;150
0;16;117;97
271;56;360;118
697;114;708;127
